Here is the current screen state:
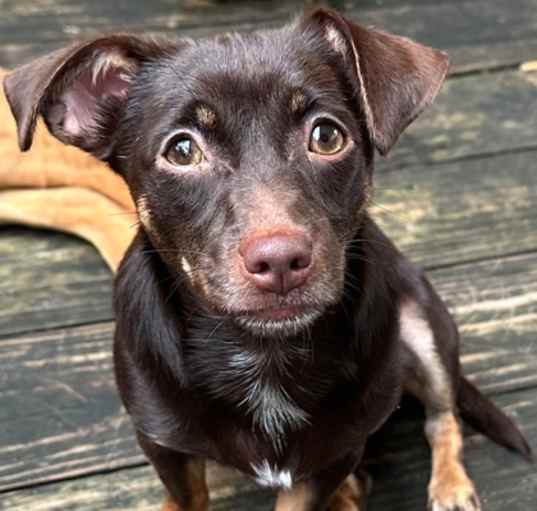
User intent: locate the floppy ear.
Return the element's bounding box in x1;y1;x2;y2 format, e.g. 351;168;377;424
310;9;449;155
3;35;172;159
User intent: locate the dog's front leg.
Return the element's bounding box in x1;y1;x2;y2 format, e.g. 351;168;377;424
275;454;367;511
425;411;480;511
137;433;208;511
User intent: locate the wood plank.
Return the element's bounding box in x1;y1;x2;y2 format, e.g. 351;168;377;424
0;322;139;492
0;462;266;511
374;149;537;268
431;252;537;395
385;69;537;170
346;0;537;74
1;388;534;510
1;0;536;73
0;228;113;337
1;251;536;491
0;0;473;54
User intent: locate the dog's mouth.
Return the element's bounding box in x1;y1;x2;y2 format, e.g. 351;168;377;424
233;305;323;337
245;305;307;321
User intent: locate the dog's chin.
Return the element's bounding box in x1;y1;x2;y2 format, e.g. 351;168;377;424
234;307;324;338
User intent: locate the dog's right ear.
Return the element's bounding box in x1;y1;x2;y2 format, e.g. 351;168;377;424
309;9;449;156
3;35;173;158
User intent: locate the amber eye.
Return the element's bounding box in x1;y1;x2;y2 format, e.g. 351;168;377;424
165;136;204;166
309;122;345;155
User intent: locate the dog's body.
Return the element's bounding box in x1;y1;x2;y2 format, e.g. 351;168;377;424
3;9;531;511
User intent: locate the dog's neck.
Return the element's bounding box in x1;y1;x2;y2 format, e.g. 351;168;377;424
178;300;358;451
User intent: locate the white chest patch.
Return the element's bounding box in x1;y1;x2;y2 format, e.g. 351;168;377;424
229;351;309;452
251;460;293;489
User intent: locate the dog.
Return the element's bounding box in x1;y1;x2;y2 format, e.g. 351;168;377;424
3;8;532;511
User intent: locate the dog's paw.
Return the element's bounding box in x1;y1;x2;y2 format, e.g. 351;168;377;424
327;474;371;511
428;473;481;511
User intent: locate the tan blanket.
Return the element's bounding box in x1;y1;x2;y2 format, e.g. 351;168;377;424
0;68;135;271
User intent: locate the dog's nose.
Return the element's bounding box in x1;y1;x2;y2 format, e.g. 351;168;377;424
240;233;313;295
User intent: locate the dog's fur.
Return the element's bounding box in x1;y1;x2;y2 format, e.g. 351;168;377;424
3;9;532;511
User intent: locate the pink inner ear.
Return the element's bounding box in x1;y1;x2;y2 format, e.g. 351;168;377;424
60;61;132;137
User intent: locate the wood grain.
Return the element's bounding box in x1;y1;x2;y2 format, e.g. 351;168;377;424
0;228;113;337
384;69;537;170
1;0;537;74
0;322;138;492
374;149;537;268
1;388;534;510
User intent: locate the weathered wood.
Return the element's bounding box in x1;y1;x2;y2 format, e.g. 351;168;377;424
431;252;537;395
0;322;138;492
1;388;534;510
1;0;537;74
0;461;266;511
385;69;537;170
346;0;537;74
1;251;536;491
0;228;113;337
374;149;537;268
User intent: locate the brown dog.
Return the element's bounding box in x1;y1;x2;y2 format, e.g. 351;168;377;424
2;8;531;511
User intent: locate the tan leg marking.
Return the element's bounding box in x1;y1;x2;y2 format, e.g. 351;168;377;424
161;494;207;511
160;459;209;511
161;496;182;511
327;474;369;511
426;412;481;511
275;481;316;511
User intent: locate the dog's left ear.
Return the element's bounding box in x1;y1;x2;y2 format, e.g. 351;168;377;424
309;9;449;155
3;35;173;159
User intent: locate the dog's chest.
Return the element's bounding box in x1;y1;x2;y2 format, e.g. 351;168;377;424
191;345;322;451
180;342;363;480
176;399;360;490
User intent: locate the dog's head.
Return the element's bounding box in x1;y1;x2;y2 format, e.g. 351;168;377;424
4;9;448;338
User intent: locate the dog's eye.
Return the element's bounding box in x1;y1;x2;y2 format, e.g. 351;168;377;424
309;122;345;155
165;136;204;166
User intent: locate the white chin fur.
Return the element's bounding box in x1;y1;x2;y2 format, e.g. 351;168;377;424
236;310;322;338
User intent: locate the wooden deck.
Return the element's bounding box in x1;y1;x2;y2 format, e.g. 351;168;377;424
1;1;536;509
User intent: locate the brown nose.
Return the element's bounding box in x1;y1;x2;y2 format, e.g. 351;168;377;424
240;233;313;295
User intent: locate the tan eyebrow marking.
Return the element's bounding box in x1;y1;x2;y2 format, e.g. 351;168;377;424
195;105;217;129
290;90;307;115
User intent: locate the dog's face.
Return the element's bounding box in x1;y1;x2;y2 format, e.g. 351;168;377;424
119;24;374;336
4;9;448;338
